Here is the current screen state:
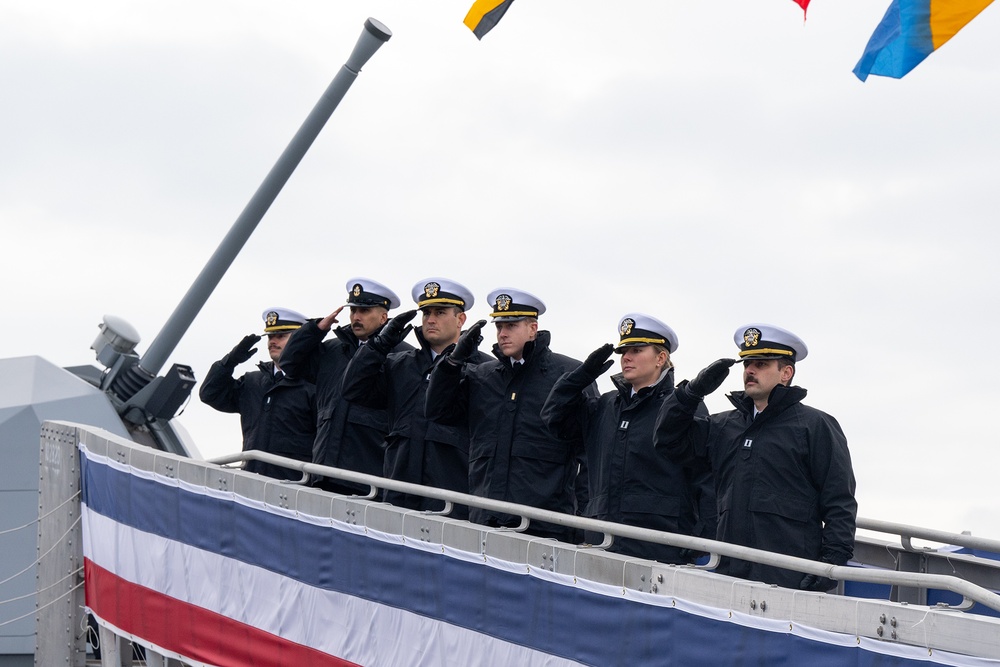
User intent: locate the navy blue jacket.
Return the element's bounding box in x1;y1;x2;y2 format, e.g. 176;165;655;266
654;381;857;588
425;331;591;542
199;359;315;480
542;367;716;563
341;327;491;517
279;320;412;493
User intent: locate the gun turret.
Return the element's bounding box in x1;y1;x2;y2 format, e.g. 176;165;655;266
98;18;392;424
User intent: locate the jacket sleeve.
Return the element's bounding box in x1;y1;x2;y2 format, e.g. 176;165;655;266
540;369;594;441
341;343;389;409
811;413;858;564
653;380;712;466
277;320;325;383
541;371;587;438
198;360;242;413
683;400;717;540
687;462;718;541
424;358;469;426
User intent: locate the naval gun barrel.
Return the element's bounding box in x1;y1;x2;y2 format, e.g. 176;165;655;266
132;18;391;384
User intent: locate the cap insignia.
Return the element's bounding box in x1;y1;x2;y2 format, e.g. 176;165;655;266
744;328;762;348
424;282;440;299
265;311;279;327
619;318;635;336
352;284;362;298
495;294;512;312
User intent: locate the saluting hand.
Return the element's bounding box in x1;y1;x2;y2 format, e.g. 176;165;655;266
687;358;737;397
580;343;615;381
449;319;487;365
318;305;345;332
225;334;262;367
369;309;417;354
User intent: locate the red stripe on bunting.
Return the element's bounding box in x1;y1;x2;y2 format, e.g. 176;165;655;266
84;559;359;667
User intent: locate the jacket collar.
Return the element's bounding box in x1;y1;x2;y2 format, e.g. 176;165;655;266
611;366;675;401
727;383;807;417
491;329;552;365
333;324;361;347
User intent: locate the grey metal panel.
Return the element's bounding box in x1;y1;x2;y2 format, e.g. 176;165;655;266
231;468;271;503
623;561;659;594
264;479;302;511
331;496;375;528
128;446;157;473
441;520;486;555
0;491;37;654
204;466;238;495
482;528;532;565
400;513;448;546
526;539;564;574
78;427;111;459
294;487;335;519
176;458;208;488
150;451;182;481
0;406;44;491
570;548;637;586
362;503;405;536
35;422;86;667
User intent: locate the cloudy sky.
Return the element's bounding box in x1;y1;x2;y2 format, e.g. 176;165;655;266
3;1;998;538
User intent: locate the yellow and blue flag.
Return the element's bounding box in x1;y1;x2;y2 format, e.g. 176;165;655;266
464;0;515;40
854;0;994;81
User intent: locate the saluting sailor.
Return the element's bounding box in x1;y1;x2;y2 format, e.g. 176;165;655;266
541;313;717;563
653;324;857;591
425;288;592;542
279;278;413;494
341;278;492;517
199;307;316;480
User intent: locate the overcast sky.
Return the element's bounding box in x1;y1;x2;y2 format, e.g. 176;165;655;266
3;1;998;539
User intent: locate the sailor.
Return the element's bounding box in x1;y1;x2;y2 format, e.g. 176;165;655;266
279;278;413;494
199;307;316;480
424;288;592;542
341;278;492;517
653;324;857;590
541;313;716;563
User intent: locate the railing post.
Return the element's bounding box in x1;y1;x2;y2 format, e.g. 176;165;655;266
98;625;129;667
35;423;87;666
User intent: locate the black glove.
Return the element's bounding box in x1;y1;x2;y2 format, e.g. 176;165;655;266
223;334;261;367
580;343;615;381
678;548;708;564
799;573;837;592
687;358;737;397
799;555;843;592
449;319;487;365
369;309;417;354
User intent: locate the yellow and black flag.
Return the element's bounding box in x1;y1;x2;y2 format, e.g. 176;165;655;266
464;0;515;39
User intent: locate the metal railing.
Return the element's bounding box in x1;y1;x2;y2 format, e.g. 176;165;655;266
857;517;1000;554
38;424;1000;665
208;450;1000;614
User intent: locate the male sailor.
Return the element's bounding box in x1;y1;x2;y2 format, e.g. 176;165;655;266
425;288;591;542
653;324;857;591
279;278;412;494
341;278;491;517
199;307;315;480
